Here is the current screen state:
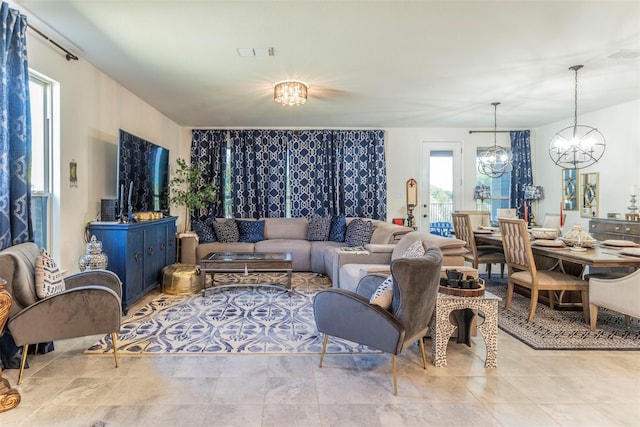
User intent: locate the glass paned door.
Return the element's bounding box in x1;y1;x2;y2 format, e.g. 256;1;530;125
420;142;462;234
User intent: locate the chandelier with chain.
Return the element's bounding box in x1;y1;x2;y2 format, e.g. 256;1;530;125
478;102;513;178
548;65;606;169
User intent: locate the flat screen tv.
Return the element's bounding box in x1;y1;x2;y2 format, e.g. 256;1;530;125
117;129;170;215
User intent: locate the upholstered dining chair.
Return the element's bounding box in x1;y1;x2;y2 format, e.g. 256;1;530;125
541;213;566;231
452;213;505;279
313;247;443;395
589;269;640;331
0;242;122;384
498;218;590;323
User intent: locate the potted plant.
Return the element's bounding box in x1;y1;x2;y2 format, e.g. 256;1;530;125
169;158;218;232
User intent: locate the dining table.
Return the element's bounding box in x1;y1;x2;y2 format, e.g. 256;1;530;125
474;233;640;270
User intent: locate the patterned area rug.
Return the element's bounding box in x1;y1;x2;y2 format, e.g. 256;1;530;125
86;272;377;355
484;276;640;350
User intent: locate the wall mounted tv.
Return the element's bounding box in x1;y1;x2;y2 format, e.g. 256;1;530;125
117;129;170;215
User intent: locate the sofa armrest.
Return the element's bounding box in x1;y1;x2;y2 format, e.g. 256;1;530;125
65;269;122;300
179;233;199;265
325;247;393;286
364;244;394;253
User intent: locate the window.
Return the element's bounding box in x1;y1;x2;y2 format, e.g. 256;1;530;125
476;148;511;223
29;73;53;249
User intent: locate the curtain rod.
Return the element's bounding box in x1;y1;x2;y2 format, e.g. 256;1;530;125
468;130;513;134
28;24;78;61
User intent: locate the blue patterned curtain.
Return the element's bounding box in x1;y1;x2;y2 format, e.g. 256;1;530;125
229;130;287;218
335;130;387;219
191;129;226;219
289;130;338;217
190;129;387;220
509;130;533;219
0;2;32;250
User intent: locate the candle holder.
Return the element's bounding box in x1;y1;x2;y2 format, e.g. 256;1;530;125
628;194;638;215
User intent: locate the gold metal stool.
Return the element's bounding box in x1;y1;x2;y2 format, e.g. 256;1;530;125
161;264;202;295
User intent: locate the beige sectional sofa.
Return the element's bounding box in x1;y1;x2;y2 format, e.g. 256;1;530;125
179;217;414;276
330;231;468;291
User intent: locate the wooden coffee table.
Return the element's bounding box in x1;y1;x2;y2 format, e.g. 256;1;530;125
199;252;298;296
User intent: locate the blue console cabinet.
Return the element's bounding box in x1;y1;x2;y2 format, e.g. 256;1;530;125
89;217;177;313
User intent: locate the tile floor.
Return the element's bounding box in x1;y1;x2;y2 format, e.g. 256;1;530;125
2;290;639;427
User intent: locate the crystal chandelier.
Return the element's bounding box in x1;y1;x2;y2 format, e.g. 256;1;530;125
478;102;513;178
549;65;606;169
273;80;309;106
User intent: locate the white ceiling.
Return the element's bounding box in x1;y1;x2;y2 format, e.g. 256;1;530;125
14;0;640;129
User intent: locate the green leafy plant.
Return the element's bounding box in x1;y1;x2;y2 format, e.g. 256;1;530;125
169;158;218;232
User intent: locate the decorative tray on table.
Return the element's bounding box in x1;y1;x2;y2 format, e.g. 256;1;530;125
439;270;485;297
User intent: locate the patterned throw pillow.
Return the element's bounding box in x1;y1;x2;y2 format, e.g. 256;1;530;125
345;218;375;247
212;219;240;243
35;249;66;299
403;239;425;258
306;215;331;241
370;275;393;309
328;214;346;242
237;219;265;243
191;217;217;243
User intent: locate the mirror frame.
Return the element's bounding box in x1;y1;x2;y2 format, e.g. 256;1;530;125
562;169;578;211
580;172;599;218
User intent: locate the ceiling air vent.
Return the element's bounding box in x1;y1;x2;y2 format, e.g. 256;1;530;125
237;48;274;57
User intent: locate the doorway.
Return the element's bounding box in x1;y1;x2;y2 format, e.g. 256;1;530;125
420;142;462;233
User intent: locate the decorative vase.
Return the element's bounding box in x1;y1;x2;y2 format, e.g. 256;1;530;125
79;235;108;271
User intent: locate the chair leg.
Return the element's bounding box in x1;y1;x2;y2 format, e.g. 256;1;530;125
590;304;598;332
111;332;119;368
418;338;427;369
486;263;492;279
548;291;555;309
17;344;29;386
392;354;397;396
581;290;590;324
527;288;539;322
500;263;505;278
319;334;328;368
505;280;514;310
625;315;631;328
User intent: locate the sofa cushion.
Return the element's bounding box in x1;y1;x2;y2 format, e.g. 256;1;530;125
191;218;217;243
329;214;346;242
255;239;311;271
263;217;308;240
306;215;331;241
213;218;240;243
237;219;265;243
370;275;393;309
35;249;65;299
345;218;374;247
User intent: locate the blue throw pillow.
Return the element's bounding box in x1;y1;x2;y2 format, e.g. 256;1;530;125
329;214;347;242
237;219;265;243
345;218;374;247
191;217;217;243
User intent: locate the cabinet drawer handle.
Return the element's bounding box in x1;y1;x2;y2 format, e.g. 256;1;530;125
134;252;143;262
169;239;174;247
615;226;621;231
625;228;631;232
148;246;154;255
160;243;166;250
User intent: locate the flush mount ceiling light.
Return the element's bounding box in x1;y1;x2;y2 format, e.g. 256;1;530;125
274;80;309;106
549;65;606;170
477;102;513;178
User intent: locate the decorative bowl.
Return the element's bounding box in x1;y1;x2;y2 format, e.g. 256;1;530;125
530;228;560;240
561;224;596;247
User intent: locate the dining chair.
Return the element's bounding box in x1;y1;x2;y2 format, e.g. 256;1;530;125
541;213;566;231
498;218;590;323
452;213;505;279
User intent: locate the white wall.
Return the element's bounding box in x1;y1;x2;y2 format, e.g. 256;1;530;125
385;100;639;232
534;100;640;231
27;34;186;272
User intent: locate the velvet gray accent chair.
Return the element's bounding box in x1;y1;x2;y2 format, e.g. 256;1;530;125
498;218;590;323
0;242;122;384
313;247;443;395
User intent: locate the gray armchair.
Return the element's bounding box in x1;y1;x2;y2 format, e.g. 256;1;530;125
313;247;443;395
0;242;122;384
